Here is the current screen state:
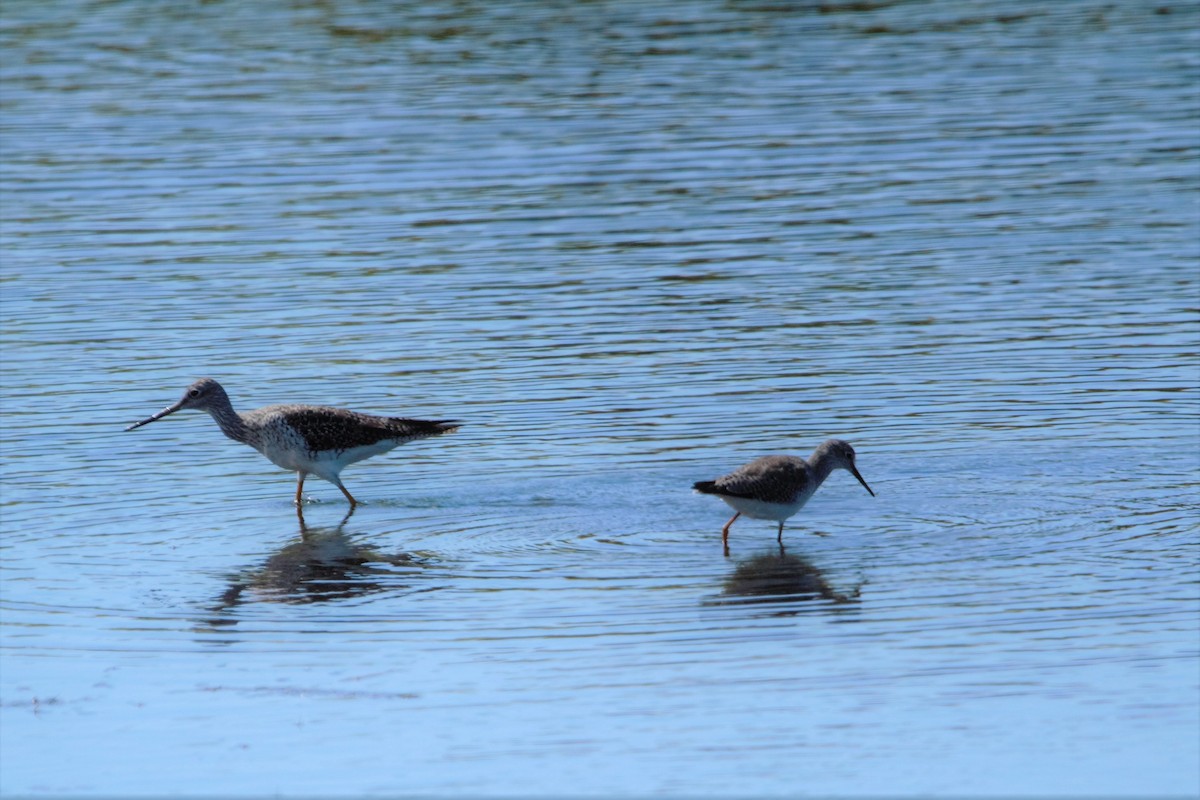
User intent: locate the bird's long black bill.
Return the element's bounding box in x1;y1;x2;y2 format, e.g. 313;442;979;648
124;400;184;431
850;465;875;497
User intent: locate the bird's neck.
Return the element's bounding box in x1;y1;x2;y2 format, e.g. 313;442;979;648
207;401;251;445
808;450;841;488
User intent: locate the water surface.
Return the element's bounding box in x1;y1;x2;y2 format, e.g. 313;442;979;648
1;1;1197;796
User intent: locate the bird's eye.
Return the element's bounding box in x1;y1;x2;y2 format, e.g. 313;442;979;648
189;388;202;398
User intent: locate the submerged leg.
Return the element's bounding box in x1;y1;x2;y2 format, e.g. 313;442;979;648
334;479;358;508
721;512;741;547
294;472;307;505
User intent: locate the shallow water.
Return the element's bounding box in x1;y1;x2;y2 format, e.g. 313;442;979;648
2;1;1198;796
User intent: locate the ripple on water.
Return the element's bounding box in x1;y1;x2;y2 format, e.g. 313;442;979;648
1;0;1197;796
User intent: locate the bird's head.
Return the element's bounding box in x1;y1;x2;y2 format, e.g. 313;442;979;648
125;378;227;430
820;439;875;497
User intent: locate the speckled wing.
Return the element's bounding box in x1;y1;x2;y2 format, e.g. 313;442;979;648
695;455;809;504
280;407;460;454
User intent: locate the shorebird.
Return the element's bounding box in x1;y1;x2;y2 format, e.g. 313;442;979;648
694;439;874;549
125;378;460;507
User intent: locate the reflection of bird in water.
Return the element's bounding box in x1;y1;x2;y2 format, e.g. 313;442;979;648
694;438;874;553
720;548;859;605
125;377;461;507
213;507;430;613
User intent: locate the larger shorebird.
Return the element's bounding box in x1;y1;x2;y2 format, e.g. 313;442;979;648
694;439;874;549
125;378;460;507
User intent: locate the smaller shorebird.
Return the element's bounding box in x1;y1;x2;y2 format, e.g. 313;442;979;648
694;439;874;549
125;378;460;507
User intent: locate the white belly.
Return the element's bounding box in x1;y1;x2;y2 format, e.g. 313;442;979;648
255;436;400;481
720;494;809;522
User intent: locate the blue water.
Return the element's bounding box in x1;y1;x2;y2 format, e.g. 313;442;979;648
2;1;1198;796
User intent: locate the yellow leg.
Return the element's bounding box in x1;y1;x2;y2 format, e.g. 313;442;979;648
721;512;741;547
337;482;358;508
294;472;306;505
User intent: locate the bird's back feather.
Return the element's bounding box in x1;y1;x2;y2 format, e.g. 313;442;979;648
700;455;810;505
248;405;458;455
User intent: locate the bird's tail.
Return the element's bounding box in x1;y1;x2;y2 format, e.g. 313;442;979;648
388;418;463;438
693;480;720;494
